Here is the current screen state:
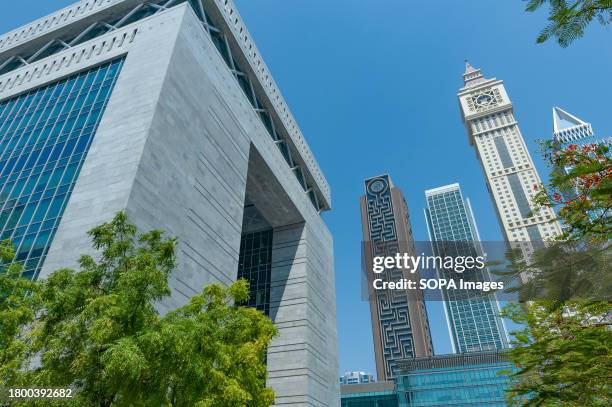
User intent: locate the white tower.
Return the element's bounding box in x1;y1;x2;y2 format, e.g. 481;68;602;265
457;62;562;259
552;107;594;146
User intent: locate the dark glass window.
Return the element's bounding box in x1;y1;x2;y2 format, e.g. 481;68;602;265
0;58;124;279
493;136;513;168
237;229;273;316
507;173;532;218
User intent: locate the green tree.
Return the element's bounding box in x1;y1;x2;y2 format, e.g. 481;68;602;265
498;141;612;405
503;300;611;406
1;212;277;406
525;0;612;47
0;240;40;388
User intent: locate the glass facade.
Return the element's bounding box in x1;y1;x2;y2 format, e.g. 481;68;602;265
493;136;513;168
506;173;533;219
425;185;506;353
397;352;514;407
0;58;123;279
341;391;399;407
237;229;273;315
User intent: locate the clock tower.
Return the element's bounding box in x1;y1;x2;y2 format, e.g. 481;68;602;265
458;62;561;261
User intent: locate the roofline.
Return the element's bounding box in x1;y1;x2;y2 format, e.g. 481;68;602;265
425;183;460;196
0;0;332;208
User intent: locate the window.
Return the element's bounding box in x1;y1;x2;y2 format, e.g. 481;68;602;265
0;58;124;279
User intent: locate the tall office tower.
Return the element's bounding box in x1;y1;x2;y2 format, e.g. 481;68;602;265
552;107;596;148
339;371;375;385
424;183;507;353
0;1;338;404
360;174;433;381
552;106;611;151
458;62;562;259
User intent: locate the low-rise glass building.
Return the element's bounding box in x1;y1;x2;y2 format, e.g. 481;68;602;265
341;381;399;407
396;351;514;407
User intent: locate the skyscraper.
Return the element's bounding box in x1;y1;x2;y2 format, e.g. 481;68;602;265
360;174;433;381
458;62;562;259
339;371;375;385
552;106;596;148
0;1;338;404
552;106;611;151
424;183;507;353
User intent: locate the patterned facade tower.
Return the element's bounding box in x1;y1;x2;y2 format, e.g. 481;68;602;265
458;62;562;260
425;183;508;353
360;175;433;381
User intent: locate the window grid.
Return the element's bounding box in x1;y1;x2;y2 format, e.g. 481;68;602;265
425;188;505;353
0;58;123;279
237;229;273;315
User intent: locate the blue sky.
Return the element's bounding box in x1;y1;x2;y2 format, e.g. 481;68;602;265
2;0;611;378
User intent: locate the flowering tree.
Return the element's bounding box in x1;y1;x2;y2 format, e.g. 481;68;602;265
500;140;612;405
533;141;611;242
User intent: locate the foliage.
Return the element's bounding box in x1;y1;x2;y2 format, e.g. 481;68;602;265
492;239;610;304
525;0;612;47
499;140;612;405
0;240;40;387
0;212;277;406
503;301;611;406
533;141;611;242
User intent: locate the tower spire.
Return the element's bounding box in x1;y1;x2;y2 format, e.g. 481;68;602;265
462;60;486;87
464;59;476;74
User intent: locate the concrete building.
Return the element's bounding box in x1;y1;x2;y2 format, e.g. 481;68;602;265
339;371;375;385
424;183;507;354
458;62;562;260
0;0;338;405
360;175;433;381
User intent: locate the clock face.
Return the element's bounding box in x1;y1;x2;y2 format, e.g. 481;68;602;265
476;94;493;106
470;90;498;110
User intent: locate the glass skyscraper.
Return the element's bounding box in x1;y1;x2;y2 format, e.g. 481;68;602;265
424;183;507;353
0;59;123;280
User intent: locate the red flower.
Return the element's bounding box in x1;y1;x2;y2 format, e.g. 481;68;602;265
568;144;577;151
533;184;539;191
553;193;562;202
